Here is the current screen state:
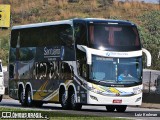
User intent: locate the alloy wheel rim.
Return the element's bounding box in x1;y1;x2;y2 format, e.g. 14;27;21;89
62;93;66;105
28;91;32;104
21;92;24;103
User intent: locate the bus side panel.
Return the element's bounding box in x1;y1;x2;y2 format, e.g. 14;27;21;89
9;79;19;100
73;80;88;104
32;79;60;102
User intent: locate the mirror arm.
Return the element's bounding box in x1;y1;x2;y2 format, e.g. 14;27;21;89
142;48;151;67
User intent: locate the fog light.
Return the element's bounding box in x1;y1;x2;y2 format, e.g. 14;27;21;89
90;95;98;101
135;97;141;102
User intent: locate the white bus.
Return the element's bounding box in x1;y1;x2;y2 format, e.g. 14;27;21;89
0;59;5;102
9;18;151;112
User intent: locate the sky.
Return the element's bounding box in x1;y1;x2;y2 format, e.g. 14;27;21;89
118;0;159;4
140;0;159;4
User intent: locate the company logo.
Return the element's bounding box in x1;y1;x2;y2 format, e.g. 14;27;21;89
43;46;65;61
106;52;111;56
106;52;128;57
44;47;61;56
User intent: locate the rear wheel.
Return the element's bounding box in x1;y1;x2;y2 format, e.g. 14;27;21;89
70;92;82;110
0;95;2;102
19;89;26;106
106;105;115;112
26;87;34;107
115;105;127;112
60;90;69;109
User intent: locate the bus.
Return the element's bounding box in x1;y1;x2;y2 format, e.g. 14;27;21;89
9;18;151;112
0;59;5;102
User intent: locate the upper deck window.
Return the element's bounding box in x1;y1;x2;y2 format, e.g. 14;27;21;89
11;24;73;48
89;23;141;51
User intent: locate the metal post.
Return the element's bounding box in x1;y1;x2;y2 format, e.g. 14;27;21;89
149;71;151;93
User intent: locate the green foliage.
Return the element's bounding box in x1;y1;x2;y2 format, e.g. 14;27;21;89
0;34;9;65
30;8;40;16
138;11;160;70
143;44;160;70
138;11;160;45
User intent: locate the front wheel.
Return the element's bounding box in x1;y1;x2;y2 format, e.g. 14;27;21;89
115;105;127;112
0;95;2;102
106;105;115;112
70;92;82;110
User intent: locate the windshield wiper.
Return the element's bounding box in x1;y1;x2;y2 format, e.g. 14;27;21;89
97;80;115;84
118;80;140;84
97;80;106;83
131;81;140;84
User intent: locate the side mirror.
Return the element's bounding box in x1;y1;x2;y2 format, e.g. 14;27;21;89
142;48;151;67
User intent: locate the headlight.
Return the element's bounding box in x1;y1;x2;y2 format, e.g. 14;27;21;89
133;87;142;94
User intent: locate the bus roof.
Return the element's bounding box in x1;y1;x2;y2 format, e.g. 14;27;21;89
74;18;135;26
12;18;135;30
12;19;73;30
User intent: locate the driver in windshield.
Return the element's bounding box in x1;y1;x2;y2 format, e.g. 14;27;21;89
118;69;133;81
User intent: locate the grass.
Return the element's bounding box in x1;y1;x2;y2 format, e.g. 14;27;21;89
0;107;127;120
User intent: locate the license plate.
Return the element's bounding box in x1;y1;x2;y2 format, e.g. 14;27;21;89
113;99;122;103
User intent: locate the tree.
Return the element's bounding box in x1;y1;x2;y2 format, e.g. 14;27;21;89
139;11;160;70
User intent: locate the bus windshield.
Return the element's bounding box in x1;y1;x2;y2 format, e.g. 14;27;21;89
89;56;142;85
89;24;141;50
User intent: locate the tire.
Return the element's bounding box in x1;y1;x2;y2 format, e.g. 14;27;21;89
19;89;27;106
115;105;127;112
106;105;115;112
60;90;69;110
0;95;2;102
70;92;82;110
26;87;34;107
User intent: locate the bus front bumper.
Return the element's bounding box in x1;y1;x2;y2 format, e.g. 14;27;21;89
87;91;142;106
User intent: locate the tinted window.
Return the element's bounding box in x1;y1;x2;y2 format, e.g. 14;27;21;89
10;30;18;48
12;24;73;47
89;23;141;51
74;22;88;46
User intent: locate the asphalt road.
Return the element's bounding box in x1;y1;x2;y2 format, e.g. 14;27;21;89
0;99;160;120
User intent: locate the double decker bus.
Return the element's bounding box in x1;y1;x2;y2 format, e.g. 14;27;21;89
9;18;151;112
